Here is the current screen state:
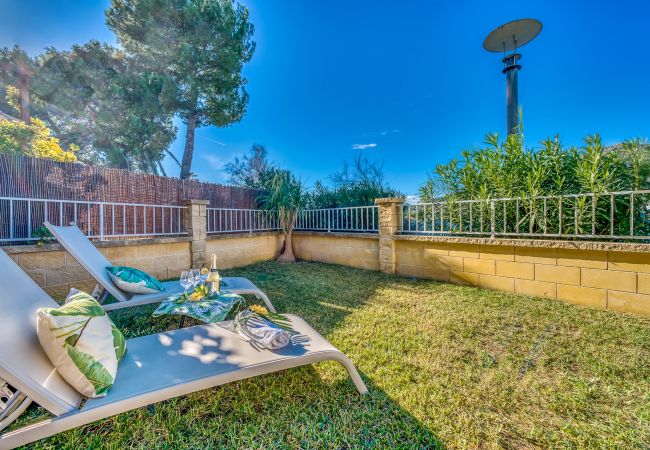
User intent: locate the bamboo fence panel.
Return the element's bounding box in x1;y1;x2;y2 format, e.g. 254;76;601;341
0;154;261;207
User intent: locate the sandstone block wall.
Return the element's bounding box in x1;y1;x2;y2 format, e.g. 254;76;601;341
6;239;192;299
293;232;380;271
394;238;650;315
5;232;282;300
206;232;282;269
5;225;650;316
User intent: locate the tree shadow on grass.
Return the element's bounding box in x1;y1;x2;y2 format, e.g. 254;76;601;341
16;261;443;448
105;260;384;337
224;260;398;336
107;260;392;339
187;364;444;449
27;260;650;448
18;319;442;448
20;364;442;449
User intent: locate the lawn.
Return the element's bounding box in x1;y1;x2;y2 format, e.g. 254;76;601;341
17;261;650;449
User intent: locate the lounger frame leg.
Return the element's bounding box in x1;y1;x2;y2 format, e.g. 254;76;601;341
332;354;368;395
254;291;276;313
0;379;32;433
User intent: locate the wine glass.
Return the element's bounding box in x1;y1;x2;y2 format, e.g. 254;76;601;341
190;268;201;289
180;271;192;296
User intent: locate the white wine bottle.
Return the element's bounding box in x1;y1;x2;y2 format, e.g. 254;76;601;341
206;254;221;295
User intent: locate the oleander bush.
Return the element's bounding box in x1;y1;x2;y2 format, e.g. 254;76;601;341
417;132;650;237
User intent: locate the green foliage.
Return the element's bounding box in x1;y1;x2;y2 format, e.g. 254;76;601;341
0;84;21;119
32;225;55;246
0;42;177;173
224;144;277;189
307;155;402;208
426;132;649;201
0;46;33;118
619;138;650;190
107;0;255;178
225;148;401;209
32;42;177;173
225;145;305;225
0;117;77;161
258;170;305;234
258;170;304;262
0;46;31;83
418;132;650;237
418;174;446;202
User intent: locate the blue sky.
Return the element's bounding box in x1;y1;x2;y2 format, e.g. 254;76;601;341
2;1;649;195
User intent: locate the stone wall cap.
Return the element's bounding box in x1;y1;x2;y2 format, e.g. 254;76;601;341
294;230;380;239
183;199;210;205
375;197;406;205
207;231;281;240
3;235;191;254
393;233;650;253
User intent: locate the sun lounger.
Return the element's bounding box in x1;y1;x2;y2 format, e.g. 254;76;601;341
44;222;276;312
0;248;368;449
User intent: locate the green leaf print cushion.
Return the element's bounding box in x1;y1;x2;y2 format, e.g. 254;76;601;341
107;266;165;294
36;291;127;398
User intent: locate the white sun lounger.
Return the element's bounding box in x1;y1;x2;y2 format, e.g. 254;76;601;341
0;249;368;449
44;222;276;313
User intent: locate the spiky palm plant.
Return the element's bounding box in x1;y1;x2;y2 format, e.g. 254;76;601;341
259;170;304;263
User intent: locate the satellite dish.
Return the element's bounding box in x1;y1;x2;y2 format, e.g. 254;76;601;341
483;19;542;135
483;19;542;53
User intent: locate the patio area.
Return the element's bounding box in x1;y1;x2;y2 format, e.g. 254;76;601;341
14;260;650;449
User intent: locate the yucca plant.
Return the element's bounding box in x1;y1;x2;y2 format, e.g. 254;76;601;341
259;170;305;263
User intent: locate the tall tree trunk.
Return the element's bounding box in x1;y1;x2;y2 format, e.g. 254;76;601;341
277;210;297;263
277;228;295;263
17;72;30;125
180;111;198;179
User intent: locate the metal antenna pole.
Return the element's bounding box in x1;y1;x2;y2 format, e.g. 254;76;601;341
483;19;542;136
503;36;521;135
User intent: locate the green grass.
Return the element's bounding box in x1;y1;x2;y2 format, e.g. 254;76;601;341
18;261;650;448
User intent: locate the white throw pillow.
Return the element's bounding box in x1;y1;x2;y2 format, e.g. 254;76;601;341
37;291;126;398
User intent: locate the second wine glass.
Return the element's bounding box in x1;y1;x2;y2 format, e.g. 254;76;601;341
180;270;192;296
190;268;201;290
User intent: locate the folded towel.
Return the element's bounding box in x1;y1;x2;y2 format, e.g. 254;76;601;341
234;310;290;350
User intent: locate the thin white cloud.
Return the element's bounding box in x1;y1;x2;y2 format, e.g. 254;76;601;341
199;136;227;146
359;129;402;138
351;143;378;150
202;154;223;169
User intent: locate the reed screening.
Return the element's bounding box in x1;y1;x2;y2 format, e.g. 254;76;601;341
0;153;261;207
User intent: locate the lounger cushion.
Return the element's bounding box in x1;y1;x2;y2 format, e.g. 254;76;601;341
107;266;165;294
36;292;127;398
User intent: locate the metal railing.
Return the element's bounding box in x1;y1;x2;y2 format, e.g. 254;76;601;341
0;197;186;244
402;190;650;240
295;206;379;233
206;208;280;234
